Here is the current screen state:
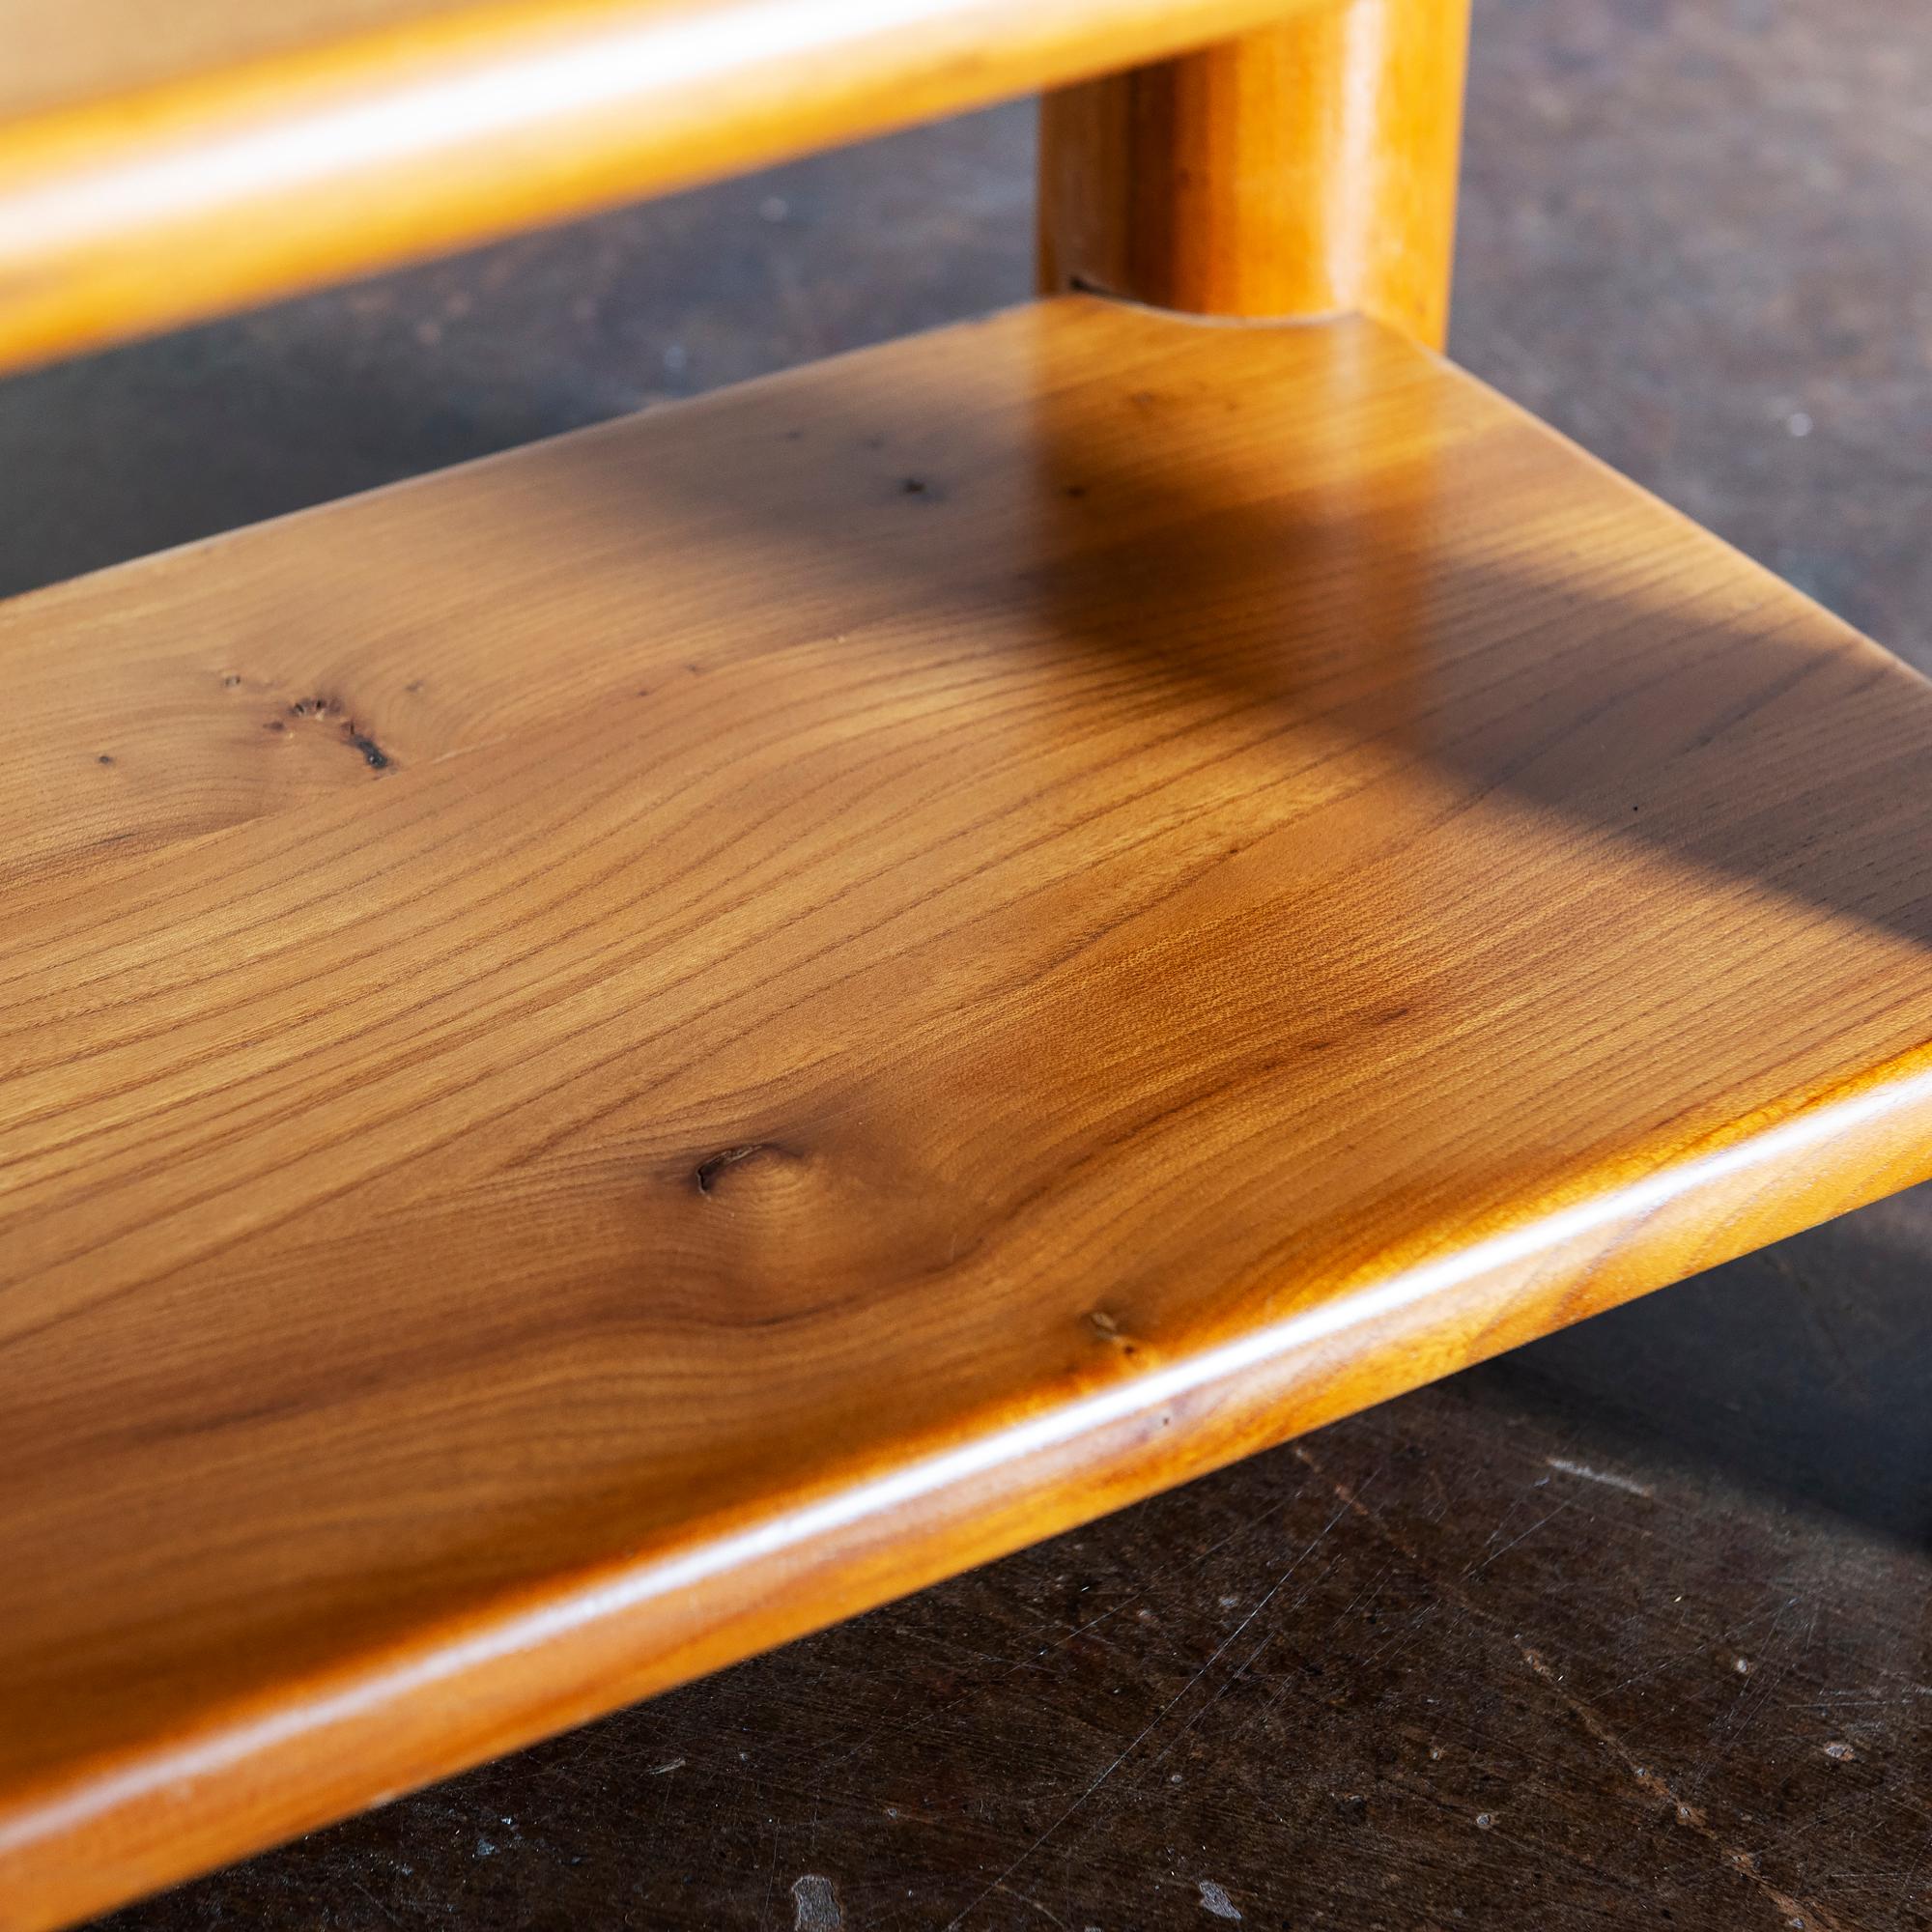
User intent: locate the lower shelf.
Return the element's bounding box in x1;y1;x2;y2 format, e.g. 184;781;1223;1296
6;296;1932;1929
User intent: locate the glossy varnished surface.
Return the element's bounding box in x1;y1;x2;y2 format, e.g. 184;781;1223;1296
16;1;1931;1918
96;1223;1932;1932
0;0;1321;373
1038;0;1471;345
7;296;1932;1925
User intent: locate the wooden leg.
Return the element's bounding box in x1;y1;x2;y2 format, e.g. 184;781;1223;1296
1037;0;1471;346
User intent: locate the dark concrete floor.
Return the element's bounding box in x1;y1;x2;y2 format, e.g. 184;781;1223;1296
10;0;1931;1925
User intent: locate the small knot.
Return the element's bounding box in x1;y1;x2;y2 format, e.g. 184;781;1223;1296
694;1144;770;1194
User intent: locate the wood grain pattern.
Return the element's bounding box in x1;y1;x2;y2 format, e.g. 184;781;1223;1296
6;296;1932;1928
0;0;1330;374
1038;0;1470;343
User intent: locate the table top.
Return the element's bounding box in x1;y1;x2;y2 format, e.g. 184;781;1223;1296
9;0;1929;1914
9;278;1932;1925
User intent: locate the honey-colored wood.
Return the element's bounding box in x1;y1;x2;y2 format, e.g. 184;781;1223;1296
0;0;1338;375
1038;0;1470;342
3;0;468;119
7;298;1932;1927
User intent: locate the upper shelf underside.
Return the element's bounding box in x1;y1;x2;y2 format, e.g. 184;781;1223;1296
5;297;1932;1927
0;0;1321;373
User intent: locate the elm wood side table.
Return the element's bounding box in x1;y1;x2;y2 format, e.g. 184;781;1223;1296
3;3;1930;1927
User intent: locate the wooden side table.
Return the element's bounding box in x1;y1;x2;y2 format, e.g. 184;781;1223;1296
2;4;1928;1925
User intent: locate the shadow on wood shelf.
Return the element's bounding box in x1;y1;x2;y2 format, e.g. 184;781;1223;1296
6;0;1926;1923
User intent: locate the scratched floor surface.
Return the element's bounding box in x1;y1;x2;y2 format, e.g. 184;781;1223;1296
11;0;1931;1925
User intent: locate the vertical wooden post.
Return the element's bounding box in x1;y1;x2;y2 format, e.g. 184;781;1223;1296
1037;0;1471;348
